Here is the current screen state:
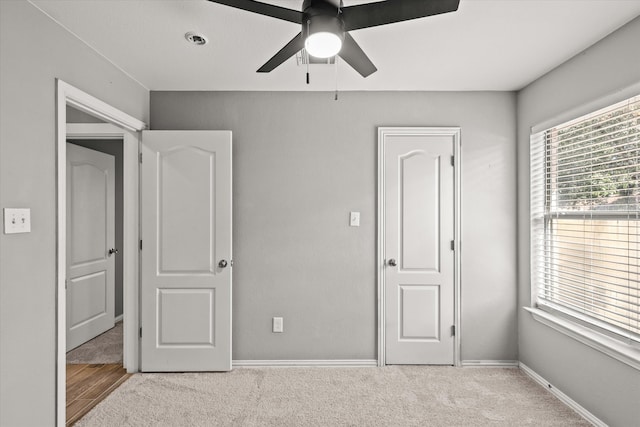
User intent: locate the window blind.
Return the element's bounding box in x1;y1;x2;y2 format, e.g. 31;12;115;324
530;95;640;341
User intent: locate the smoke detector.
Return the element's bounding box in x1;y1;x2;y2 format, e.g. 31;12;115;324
185;32;208;46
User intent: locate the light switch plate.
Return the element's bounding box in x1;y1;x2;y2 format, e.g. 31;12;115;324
350;211;360;227
272;317;283;333
4;208;31;234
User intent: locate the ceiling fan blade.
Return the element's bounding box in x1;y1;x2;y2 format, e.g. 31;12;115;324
341;0;460;31
257;32;305;73
207;0;303;24
338;33;377;78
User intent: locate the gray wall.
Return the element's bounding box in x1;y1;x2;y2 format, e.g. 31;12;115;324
67;139;124;318
151;91;518;362
66;106;106;123
0;1;148;425
517;17;640;427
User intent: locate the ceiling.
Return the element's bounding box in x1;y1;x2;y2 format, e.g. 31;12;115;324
30;0;640;92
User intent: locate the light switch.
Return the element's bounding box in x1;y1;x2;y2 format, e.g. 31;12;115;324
350;211;360;227
4;208;31;234
272;317;283;333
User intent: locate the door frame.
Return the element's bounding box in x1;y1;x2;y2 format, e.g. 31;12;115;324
377;127;462;367
56;80;146;426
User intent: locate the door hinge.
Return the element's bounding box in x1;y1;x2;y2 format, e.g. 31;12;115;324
139;152;143;163
450;240;455;251
451;325;456;336
139;327;142;338
139;240;142;251
450;155;454;166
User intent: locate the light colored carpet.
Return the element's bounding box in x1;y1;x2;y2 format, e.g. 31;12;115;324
67;321;123;364
75;366;589;426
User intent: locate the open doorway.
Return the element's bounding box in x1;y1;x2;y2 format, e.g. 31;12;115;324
65;119;127;424
56;80;146;426
66;134;123;359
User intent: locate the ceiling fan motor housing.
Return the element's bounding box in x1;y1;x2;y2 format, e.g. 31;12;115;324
302;0;345;43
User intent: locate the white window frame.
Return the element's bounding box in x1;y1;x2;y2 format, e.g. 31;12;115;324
527;89;640;371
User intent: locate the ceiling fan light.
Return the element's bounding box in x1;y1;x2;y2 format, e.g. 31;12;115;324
305;32;342;58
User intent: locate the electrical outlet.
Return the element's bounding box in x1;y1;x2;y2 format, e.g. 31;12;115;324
272;317;283;333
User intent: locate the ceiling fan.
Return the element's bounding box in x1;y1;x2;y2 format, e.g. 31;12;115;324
207;0;460;77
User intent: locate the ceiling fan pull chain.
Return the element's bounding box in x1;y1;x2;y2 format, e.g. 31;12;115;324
334;55;339;101
334;1;341;99
306;20;311;85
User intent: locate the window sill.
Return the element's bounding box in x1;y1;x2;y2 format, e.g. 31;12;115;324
524;307;640;371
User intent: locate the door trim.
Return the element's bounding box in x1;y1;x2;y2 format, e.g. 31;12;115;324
56;80;146;427
377;127;461;367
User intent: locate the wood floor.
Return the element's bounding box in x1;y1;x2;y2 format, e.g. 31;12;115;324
66;364;131;426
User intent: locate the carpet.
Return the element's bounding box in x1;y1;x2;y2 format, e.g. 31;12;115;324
75;366;589;426
67;321;123;364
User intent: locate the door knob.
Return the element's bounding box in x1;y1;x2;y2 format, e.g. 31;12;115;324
108;248;119;256
387;258;397;267
218;259;228;268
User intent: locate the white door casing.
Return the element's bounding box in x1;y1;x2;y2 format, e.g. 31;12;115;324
57;80;147;427
66;143;116;351
140;131;232;372
379;127;460;365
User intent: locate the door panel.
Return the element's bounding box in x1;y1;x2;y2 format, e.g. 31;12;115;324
66;143;115;351
158;289;215;346
400;152;440;271
70;163;107;264
141;131;232;372
383;131;455;365
399;285;439;340
159;147;216;273
68;272;108;327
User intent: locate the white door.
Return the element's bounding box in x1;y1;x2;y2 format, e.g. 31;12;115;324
66;143;116;351
382;128;457;365
140;131;232;372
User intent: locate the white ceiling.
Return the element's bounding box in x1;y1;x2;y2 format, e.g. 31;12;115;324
30;0;640;91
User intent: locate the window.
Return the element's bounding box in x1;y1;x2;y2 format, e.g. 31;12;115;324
530;95;639;343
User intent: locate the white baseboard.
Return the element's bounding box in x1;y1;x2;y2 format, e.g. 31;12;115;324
461;360;519;367
235;360;518;368
115;314;123;323
233;359;378;368
519;362;606;427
